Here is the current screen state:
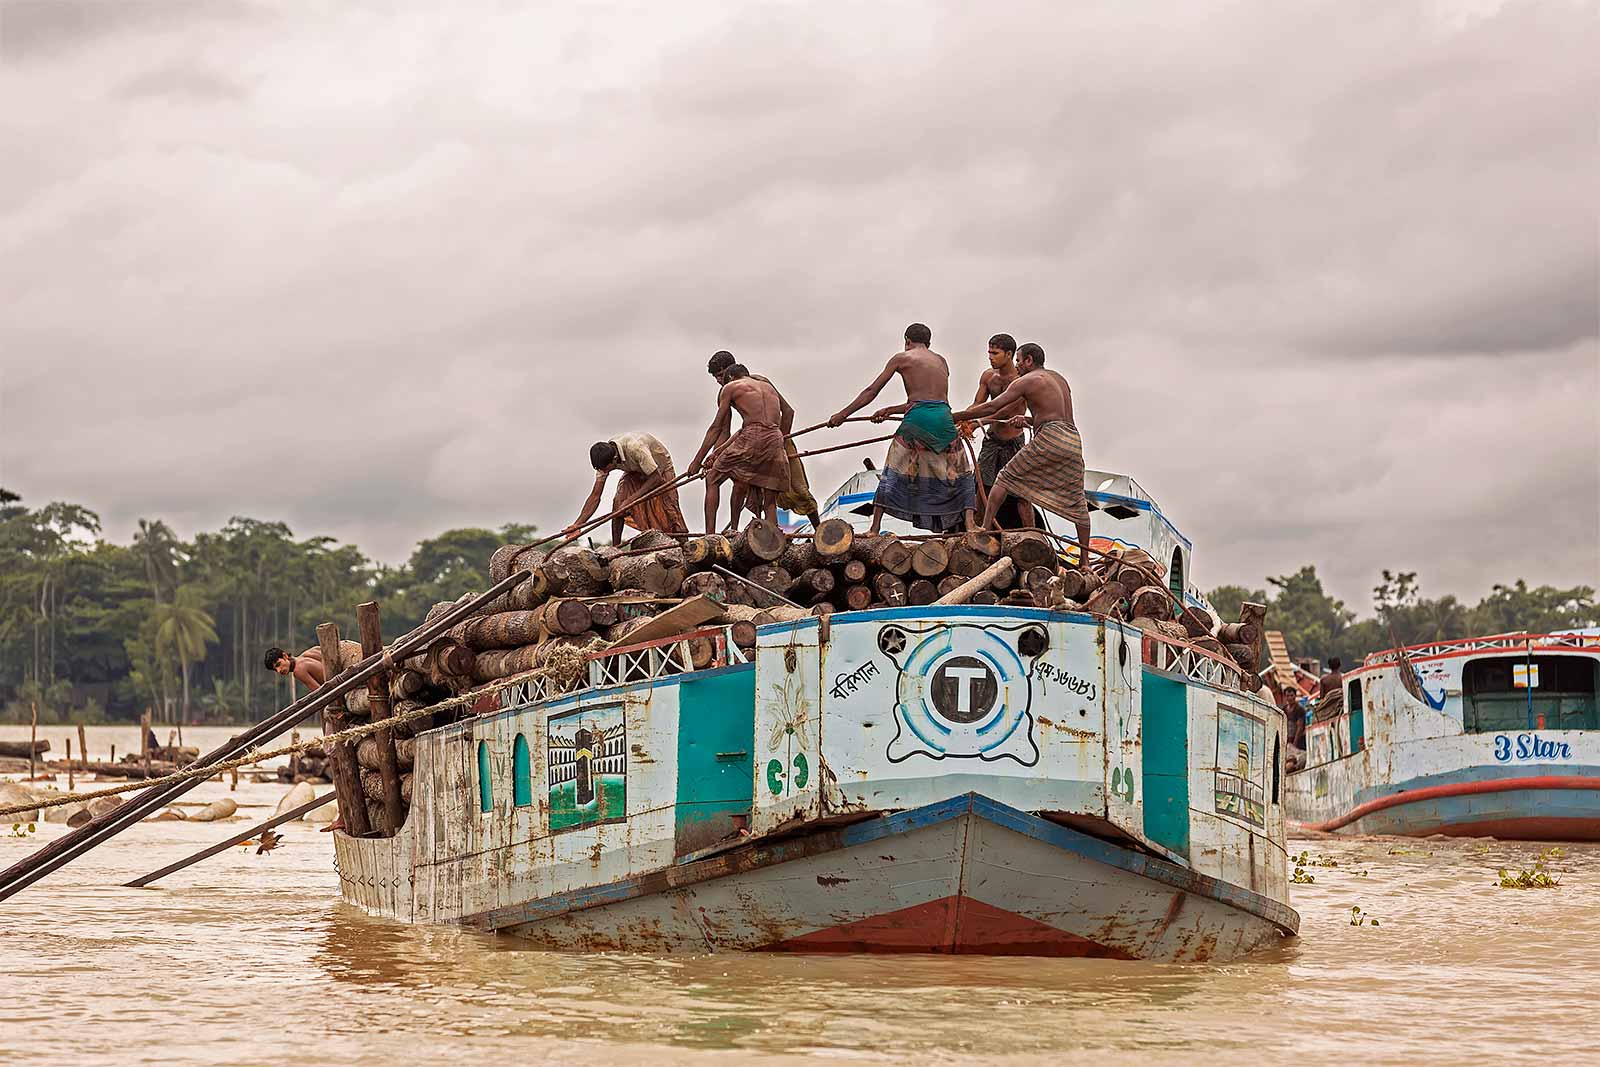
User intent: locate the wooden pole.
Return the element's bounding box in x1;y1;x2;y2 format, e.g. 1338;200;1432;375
935;558;1017;605
124;791;336;888
66;739;73;791
140;709;151;779
317;623;372;838
357;602;406;835
28;701;37;780
76;723;88;769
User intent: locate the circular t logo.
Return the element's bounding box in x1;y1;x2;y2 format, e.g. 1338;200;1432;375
930;655;998;724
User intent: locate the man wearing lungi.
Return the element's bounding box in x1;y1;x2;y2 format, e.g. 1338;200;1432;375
827;323;977;533
563;431;689;545
953;343;1092;569
706;350;822;529
967;332;1032;529
687;364;791;532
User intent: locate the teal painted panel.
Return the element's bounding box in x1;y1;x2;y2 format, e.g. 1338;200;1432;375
512;735;532;807
675;668;756;854
1141;671;1190;858
476;740;492;813
1349;707;1365;752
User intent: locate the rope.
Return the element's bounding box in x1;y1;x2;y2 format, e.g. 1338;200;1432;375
0;653;592;821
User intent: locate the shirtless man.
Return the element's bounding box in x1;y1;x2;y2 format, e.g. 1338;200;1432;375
952;343;1092;568
687;364;791;531
968;333;1032;528
706;351;822;528
827;323;977;533
265;646;328;691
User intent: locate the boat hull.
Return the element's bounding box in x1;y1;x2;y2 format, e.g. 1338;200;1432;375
1296;768;1600;841
466;794;1297;962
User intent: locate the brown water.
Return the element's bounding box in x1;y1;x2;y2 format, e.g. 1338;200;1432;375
3;728;1598;1066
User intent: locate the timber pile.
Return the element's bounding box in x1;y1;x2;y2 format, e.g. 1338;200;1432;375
325;520;1270;828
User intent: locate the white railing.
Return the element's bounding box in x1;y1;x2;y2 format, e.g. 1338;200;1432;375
1364;631;1600;667
494;626;747;712
1140;631;1247;690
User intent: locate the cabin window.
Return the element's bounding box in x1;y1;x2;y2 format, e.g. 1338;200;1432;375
513;735;533;808
477;740;492;813
1271;732;1281;805
1168;548;1185;606
1347;679;1364;752
1463;655;1598;733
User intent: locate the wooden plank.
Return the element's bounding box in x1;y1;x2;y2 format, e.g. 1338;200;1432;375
602;595;724;649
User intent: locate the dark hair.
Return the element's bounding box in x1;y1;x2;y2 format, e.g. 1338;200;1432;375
724;363;749;380
1017;342;1045;366
707;350;735;375
988;333;1017;354
263;646;289;671
589;441;620;470
1329;657;1342;670
904;323;932;346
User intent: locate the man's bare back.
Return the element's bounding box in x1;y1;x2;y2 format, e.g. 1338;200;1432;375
892;346;951;404
724;376;782;427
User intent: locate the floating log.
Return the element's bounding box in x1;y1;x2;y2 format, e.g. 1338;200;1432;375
731;518;786;567
872;572;908;607
0;741;48;759
1003;531;1056;570
812;518;855;560
842;584;874;610
911;539;951;578
935;557;1016;605
1128;585;1173;621
187;798;238;823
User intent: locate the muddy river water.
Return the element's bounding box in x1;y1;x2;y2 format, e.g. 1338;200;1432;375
3;726;1598;1066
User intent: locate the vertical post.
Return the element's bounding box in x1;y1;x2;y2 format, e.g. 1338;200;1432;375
289;729;301;781
356;601;406;835
29;701;38;780
317;622;373;837
141;709;152;778
67;739;74;791
76;724;88;770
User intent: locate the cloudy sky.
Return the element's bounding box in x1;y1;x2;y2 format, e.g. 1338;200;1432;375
1;0;1595;609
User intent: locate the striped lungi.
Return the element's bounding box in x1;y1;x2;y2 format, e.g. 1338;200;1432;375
874;436;978;533
992;420;1089;526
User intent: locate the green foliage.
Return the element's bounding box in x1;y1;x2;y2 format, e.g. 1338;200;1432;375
0;487;535;723
1210;565;1596;668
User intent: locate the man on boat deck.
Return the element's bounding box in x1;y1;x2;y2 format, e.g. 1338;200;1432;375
1319;658;1344;698
966;332;1031;529
706;350;822;529
265;642;364;691
687;364;791;532
952;342;1092;570
562;432;690;546
827;323;977;534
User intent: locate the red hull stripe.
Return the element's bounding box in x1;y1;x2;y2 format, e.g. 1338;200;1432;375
764;895;1135;958
1303;775;1599;832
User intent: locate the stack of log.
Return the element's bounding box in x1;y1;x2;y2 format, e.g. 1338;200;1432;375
326;518;1269;829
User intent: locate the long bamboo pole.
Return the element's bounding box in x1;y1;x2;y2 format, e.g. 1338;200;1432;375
124;792;336;888
0;470;699;902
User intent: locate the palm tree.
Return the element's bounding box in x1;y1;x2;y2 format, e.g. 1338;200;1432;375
153;586;219;724
133;519;182;603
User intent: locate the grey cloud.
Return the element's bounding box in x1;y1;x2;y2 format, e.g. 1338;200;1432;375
0;0;267;61
1;0;1595;606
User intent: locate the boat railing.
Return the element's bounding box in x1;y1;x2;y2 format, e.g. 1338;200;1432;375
1363;632;1600;667
494;626;750;713
1139;629;1252;693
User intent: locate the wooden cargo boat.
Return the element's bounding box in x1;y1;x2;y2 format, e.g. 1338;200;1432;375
333;475;1299;961
1284;632;1600;840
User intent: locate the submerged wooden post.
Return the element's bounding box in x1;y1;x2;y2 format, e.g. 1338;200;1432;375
357;602;406;835
317;623;372;837
76;724;88;770
140;709;151;778
28;702;37;780
66;739;74;791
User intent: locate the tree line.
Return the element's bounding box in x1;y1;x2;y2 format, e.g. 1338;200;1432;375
2;486;1593;723
0;487;535;724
